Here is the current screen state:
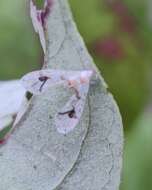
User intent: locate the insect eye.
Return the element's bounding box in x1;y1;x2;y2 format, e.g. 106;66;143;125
38;76;49;82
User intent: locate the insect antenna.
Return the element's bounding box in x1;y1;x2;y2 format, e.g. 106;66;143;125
38;76;50;92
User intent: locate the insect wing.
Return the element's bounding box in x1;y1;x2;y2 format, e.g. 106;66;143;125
55;95;79;134
21;69;93;94
55;83;90;134
21;70;67;94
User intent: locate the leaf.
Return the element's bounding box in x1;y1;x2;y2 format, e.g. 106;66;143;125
121;113;152;190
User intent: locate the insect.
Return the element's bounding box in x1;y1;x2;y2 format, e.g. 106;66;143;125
21;69;93;134
30;0;53;54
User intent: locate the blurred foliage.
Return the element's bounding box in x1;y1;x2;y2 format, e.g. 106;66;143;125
121;113;152;190
69;0;152;128
0;0;40;80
